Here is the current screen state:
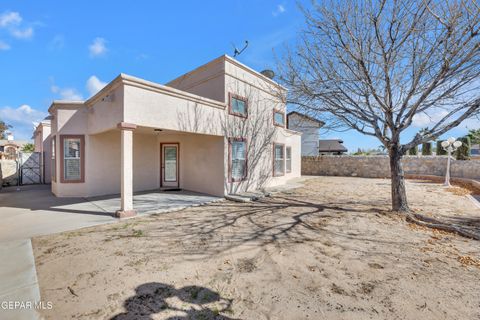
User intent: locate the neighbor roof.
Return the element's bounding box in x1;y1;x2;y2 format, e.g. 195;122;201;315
318;139;348;153
0;140;30;147
287;111;325;126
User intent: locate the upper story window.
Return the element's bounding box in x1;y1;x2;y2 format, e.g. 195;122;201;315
229;93;248;118
273;110;285;127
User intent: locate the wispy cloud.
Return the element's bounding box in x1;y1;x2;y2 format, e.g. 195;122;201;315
0;40;10;50
0;11;21;27
0;11;36;48
272;4;286;17
86;75;107;96
51;85;84;101
89;37;107;57
11;26;33;39
412;110;449;128
0;104;47;140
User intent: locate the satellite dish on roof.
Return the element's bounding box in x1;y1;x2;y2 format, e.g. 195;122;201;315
261;69;275;79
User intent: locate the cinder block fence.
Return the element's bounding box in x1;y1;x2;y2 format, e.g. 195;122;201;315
302;156;480;180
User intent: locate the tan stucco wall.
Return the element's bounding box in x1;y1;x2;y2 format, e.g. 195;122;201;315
157;132;225;196
87;84;124;135
167;57;226;103
123;82;226;136
33;123;52;183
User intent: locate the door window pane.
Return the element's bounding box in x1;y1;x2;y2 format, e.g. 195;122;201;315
164;146;177;181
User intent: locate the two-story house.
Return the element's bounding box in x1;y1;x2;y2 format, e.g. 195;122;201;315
45;55;301;217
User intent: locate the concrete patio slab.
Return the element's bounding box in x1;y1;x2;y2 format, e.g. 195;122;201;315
0;185;116;242
0;239;40;320
0;185;222;242
87;189;222;215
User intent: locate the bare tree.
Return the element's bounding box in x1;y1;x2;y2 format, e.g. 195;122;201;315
278;0;480;213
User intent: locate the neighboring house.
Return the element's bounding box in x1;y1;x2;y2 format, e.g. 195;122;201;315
472;144;479;155
318;139;348;155
44;55;302;217
0;133;29;160
287;111;324;156
33;117;52;183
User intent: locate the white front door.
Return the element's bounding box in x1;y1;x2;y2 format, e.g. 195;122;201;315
161;143;179;187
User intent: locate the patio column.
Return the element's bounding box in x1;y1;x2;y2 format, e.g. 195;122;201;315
115;122;137;218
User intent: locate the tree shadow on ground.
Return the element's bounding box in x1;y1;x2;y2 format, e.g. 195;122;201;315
118;193;404;260
110;282;238;320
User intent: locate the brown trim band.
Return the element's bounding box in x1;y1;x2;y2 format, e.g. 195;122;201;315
117;122;137;130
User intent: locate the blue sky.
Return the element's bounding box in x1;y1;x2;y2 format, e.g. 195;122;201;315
0;1;477;151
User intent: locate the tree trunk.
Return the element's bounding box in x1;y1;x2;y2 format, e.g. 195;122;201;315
389;146;410;212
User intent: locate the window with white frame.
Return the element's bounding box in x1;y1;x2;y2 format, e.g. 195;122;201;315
230;139;247;181
273;143;285;176
62;136;83;182
229;94;248;117
286;146;292;173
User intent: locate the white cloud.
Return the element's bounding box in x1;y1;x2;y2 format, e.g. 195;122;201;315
11;27;33;39
0;11;35;48
50;85;84;101
412;110;449;127
89;37;107;57
0;104;47;139
0;40;10;50
86;75;107;96
272;4;286;16
0;11;22;27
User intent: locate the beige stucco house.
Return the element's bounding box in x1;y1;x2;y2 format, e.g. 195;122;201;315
43;55;301;217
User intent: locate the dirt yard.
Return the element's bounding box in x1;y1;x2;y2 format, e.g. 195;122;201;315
33;177;480;320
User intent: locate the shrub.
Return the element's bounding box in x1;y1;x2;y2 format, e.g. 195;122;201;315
436;140;447;155
455;136;471;160
421;142;432;155
21;143;34;152
408;146;418;155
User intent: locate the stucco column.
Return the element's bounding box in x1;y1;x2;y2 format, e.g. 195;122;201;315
115;122;137;218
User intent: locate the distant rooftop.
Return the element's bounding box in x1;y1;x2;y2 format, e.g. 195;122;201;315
318;139;348;153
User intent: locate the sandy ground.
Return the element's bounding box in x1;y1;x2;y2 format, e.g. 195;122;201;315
33;177;480;320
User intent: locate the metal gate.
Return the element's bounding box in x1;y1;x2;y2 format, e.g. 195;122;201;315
19;152;42;185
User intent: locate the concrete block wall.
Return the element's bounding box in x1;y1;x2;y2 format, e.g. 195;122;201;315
302;156;480;180
0;160;19;187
